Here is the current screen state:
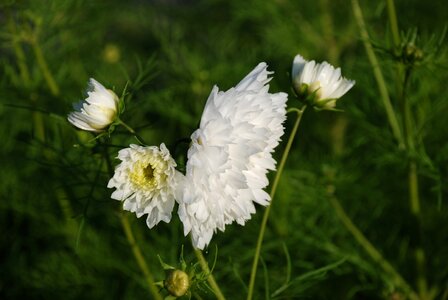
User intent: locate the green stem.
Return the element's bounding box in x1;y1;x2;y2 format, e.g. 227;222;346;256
118;118;137;135
120;213;163;300
410;163;428;299
386;0;406;120
8;20;31;85
104;146;161;299
117;118;146;144
30;37;60;96
351;0;404;149
194;249;226;300
247;106;307;300
8;19;46;142
402;69;428;299
328;194;419;300
386;0;401;49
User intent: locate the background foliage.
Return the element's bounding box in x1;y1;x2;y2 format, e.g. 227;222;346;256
1;0;447;299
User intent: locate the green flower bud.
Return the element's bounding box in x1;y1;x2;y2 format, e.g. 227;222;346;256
164;269;190;297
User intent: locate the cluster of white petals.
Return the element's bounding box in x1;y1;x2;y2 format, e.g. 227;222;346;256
292;54;355;109
107;144;183;228
177;63;288;249
68;78;119;132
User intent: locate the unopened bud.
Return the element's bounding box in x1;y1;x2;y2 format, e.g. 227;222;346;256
404;44;424;63
164;269;190;297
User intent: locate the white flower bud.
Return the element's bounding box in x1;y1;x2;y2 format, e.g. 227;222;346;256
68;78;119;132
292;54;355;109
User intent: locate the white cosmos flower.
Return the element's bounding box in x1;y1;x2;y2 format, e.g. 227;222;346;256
177;63;288;249
292;54;355;109
68;78;119;132
107;143;182;228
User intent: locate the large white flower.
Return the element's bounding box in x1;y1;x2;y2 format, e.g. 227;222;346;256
107;143;182;228
68;78;119;132
292;54;355;109
177;63;288;249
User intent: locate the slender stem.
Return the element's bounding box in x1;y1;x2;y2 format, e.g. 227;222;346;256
104;146;161;300
117;118;146;144
386;0;401;49
120;213;163;300
328;194;420;300
351;0;405;149
402;69;428;299
8;20;31;85
194;249;226;300
8;19;46;142
247;106;307;300
386;0;406;124
118;118;137;135
30;37;60;96
193;291;205;300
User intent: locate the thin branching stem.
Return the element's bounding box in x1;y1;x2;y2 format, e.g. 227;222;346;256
402;68;429;299
8;18;46;142
327;193;420;300
120;213;163;300
247;106;307;300
351;0;405;149
117;118;146;144
386;0;401;49
386;0;406;116
30;36;60;96
194;249;226;300
8;19;31;85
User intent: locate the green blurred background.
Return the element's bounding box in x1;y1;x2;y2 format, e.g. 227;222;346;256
1;0;447;299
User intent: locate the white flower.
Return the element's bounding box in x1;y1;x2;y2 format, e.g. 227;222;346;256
107;143;182;228
292;54;355;109
68;78;119;132
177;63;288;249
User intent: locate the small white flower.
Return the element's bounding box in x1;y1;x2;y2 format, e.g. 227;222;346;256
68;78;119;132
107;143;182;228
177;63;288;249
292;54;355;109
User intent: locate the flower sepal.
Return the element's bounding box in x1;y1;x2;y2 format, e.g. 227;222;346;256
157;247;214;298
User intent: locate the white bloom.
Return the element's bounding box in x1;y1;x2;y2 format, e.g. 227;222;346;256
68;78;119;132
292;54;355;109
107;143;182;228
177;63;288;249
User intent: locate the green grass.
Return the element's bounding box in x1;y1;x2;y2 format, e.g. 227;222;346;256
1;0;447;299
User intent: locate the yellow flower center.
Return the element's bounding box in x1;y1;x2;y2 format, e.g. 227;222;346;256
129;155;167;190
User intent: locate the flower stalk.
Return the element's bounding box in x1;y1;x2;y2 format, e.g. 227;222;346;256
402;69;429;299
327;192;420;300
194;249;226;300
30;35;60;97
120;213;162;300
247;106;307;300
386;0;401;50
351;0;404;149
